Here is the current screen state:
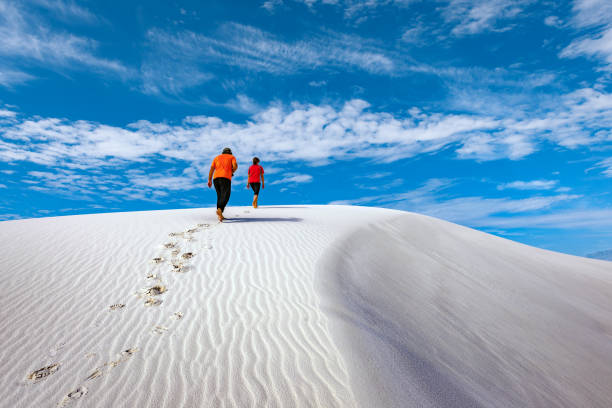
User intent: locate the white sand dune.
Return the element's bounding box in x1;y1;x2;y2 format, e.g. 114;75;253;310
1;205;611;407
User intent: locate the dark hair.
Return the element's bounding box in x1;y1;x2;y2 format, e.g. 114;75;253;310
252;157;260;164
222;147;232;154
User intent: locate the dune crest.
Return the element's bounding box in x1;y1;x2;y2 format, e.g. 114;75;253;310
317;213;612;408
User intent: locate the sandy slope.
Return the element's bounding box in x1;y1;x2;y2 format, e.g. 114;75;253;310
1;205;611;407
318;213;612;408
0;205;396;407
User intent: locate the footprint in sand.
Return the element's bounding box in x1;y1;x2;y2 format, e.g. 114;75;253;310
108;348;138;367
151;257;164;264
146;273;161;281
152;325;168;335
171;262;184;273
171;248;180;257
185;227;198;234
146;284;166;296
140;284;166;306
181;252;194;260
144;297;162;306
85;368;103;381
163;242;176;249
109;304;125;311
58;386;88;407
172;312;183;320
27;363;59;383
48;342;66;357
58;348;137;406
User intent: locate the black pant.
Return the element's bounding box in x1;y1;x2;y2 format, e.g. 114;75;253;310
213;177;231;212
250;182;261;195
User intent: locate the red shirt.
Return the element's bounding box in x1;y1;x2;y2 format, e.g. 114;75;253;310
248;164;264;183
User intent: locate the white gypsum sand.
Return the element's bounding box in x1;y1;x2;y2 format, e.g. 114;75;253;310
0;205;395;407
0;206;611;407
317;213;612;408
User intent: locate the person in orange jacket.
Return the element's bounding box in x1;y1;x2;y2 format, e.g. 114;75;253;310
208;147;237;222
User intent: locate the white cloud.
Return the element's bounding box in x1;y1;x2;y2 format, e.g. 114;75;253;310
363;171;392;179
0;183;6;188
0;109;16;118
0;67;34;88
29;0;99;23
222;94;262;114
262;0;284;12
401;23;426;44
497;179;559;191
595;157;612;177
271;173;313;184
479;208;612;229
331;178;586;231
2;88;612;173
561;28;612;68
308;80;327;87
544;15;564;28
127;169;203;191
561;0;612;69
0;1;129;77
146;23;395;79
266;0;415;20
442;0;533;36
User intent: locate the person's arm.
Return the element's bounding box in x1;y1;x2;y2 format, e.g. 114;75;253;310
207;162;215;188
232;158;238;175
261;172;265;189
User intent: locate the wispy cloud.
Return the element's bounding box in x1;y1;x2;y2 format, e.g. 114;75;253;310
497;179;559;190
144;23;395;86
442;0;534;36
0;1;129;78
29;0;100;23
595;157;612;177
560;0;612;69
0;67;34;88
263;0;417;20
270;173;313;185
331;178;586;230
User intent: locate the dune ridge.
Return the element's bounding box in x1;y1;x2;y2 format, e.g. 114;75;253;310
317;213;612;408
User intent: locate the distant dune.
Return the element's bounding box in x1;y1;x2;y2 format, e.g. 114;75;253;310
1;206;611;407
586;249;612;261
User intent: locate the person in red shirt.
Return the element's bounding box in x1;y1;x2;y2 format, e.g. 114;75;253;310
208;147;237;221
247;157;264;208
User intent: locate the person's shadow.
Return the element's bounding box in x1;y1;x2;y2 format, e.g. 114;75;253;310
222;217;303;223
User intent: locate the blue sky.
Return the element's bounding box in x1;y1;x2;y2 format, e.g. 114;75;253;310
1;0;611;256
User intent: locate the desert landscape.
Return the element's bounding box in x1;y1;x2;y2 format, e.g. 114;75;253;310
1;205;611;407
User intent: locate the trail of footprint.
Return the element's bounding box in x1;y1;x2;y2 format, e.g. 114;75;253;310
32;222;207;406
57;348;138;407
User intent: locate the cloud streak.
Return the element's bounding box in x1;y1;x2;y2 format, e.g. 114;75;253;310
561;0;612;70
0;1;129;79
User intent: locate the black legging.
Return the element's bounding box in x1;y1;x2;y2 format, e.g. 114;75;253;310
249;182;261;195
213;177;231;212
